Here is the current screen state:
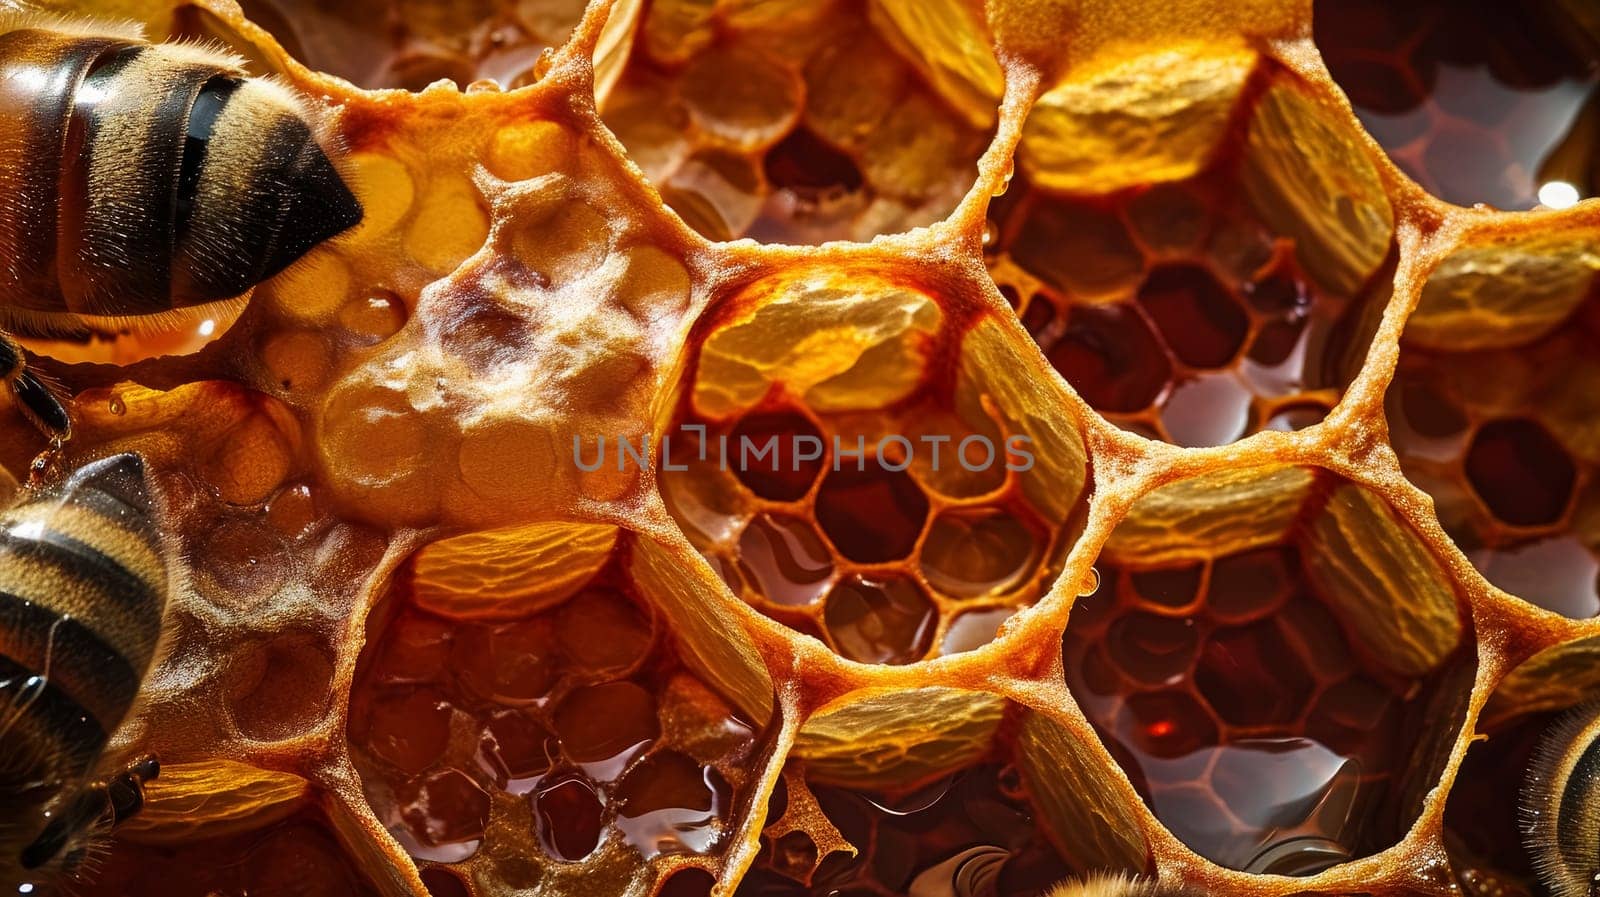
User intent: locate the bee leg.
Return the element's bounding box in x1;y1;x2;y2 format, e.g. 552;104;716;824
104;755;160;826
18;756;159;870
0;332;72;442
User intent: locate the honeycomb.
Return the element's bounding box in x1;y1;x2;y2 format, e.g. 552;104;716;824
3;0;1600;896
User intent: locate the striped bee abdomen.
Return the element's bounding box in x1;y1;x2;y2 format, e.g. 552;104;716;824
0;13;362;325
1526;701;1600;897
0;453;167;774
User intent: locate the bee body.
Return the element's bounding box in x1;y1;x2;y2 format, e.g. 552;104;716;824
0;11;362;326
1525;702;1600;897
0;453;168;890
1047;874;1197;897
0;11;362;443
0;334;70;440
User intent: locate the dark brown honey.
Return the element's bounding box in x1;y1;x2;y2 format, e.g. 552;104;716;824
1064;526;1473;875
987;148;1378;447
735;764;1073;897
347;544;759;881
91;813;379;896
1389;289;1600;618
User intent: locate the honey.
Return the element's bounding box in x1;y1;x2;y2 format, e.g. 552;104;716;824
8;0;1599;896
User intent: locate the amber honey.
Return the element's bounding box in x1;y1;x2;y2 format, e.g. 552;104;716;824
4;0;1600;895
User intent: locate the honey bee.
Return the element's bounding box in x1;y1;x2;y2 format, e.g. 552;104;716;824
0;453;171;892
1046;873;1197;897
1525;701;1600;897
0;9;363;444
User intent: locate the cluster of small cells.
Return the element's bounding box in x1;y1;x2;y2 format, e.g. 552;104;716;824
985;117;1376;449
599;0;994;243
659;393;1073;666
348;551;760;889
1387;289;1600;620
1066;533;1464;875
1314;0;1600;210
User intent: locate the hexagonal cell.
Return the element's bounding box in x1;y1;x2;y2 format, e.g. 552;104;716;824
1062;465;1476;874
1136;264;1251;369
737;513;837;608
734;763;1076;896
1388;228;1600;618
598;0;999;243
814;461;930;563
921;505;1045;599
731;409;828;502
349;529;763;881
1314;0;1600;209
990;64;1394;446
659;266;1092;664
822;573;938;665
89;811;380;896
178;0;593;89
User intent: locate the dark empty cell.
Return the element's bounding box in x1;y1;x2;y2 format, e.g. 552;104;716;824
1073;640;1124;697
1443;710;1555;875
658;868;717;897
532;772;605;861
420;867;472;897
1120;690;1218;758
814;461;930;563
1465;417;1577;526
1396;379;1468;439
763;127;864;199
1021;293;1056;338
1195;621;1316;728
1324;58;1430;117
1312;0;1430;58
1010;199;1145;297
1305;675;1397;755
1275;595;1357;677
1248;318;1308;367
1130;563;1204;608
1136;264;1251;368
1048;303;1172;413
1107;612;1201;687
1243;274;1311;315
730;409;826;501
1207;546;1294;622
823;574;937;664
